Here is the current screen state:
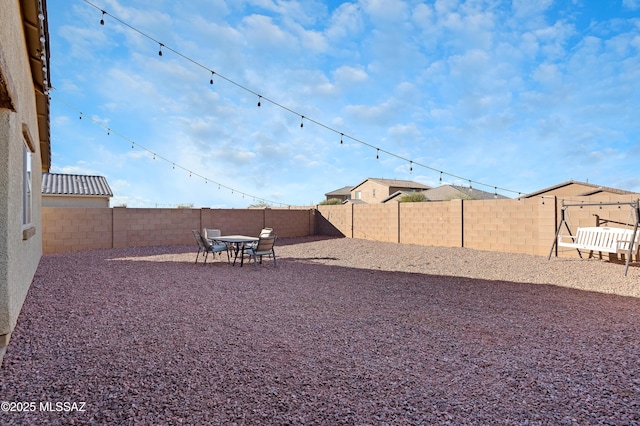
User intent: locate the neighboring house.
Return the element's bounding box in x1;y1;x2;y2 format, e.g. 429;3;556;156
42;173;113;207
324;185;353;202
0;0;51;360
421;184;510;201
350;178;431;204
523;180;637;199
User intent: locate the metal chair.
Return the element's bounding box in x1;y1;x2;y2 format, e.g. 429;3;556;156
242;235;277;270
192;230;229;265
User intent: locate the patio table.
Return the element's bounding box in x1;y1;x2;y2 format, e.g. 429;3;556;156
215;235;259;266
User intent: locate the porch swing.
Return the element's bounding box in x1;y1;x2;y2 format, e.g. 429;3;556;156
547;199;640;276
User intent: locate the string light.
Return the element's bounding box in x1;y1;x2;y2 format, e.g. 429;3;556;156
51;95;289;207
99;10;105;25
376;148;379;160
85;0;524;197
409;161;413;173
209;71;214;85
439;172;443;183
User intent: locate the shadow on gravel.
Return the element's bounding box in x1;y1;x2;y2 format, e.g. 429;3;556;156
1;244;640;425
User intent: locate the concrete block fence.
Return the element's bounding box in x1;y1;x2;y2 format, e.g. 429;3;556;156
42;207;315;253
43;195;639;257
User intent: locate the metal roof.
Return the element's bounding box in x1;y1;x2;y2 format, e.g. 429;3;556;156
42;173;113;197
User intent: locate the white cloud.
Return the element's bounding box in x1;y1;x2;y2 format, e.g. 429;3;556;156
360;0;410;24
333;65;368;84
326;3;363;40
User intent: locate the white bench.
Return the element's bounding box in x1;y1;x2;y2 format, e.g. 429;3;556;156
557;227;639;256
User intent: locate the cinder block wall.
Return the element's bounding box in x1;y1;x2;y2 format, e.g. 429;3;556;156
316;196;639;257
43;207;315;253
113;207;200;248
42;208;113;253
316;204;352;237
43;196;639;257
400;199;463;247
463;197;555;255
353;203;398;243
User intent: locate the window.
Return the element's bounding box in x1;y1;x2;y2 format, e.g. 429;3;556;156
23;141;32;226
355;191;361;200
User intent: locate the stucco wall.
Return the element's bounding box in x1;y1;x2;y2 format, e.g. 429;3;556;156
351;180;390;204
42;195;110;208
0;1;44;340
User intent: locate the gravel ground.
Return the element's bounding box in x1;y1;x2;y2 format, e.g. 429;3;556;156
1;236;640;425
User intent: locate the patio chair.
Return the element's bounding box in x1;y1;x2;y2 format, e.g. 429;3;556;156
192;230;230;265
242;235;277;270
245;228;275;250
259;228;275;237
203;228;221;241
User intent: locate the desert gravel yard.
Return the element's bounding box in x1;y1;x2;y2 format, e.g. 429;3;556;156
1;236;640;425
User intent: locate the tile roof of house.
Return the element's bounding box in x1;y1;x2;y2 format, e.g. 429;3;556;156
523;180;635;198
42;173;113;197
351;178;431;191
325;186;353;197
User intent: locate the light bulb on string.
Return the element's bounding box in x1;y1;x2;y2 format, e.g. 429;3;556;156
376;149;379;160
158;43;163;56
100;10;105;25
257;96;261;107
469;180;473;191
209;71;214;85
494;187;498;199
409;161;413;173
340;133;343;144
300;116;304;128
439;172;443;184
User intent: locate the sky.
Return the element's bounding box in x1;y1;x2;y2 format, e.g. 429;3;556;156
46;0;640;208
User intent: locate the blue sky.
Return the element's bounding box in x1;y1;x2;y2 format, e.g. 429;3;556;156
47;0;640;207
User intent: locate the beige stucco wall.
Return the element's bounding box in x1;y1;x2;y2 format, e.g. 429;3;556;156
0;1;44;340
351;181;391;204
42;195;110;208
